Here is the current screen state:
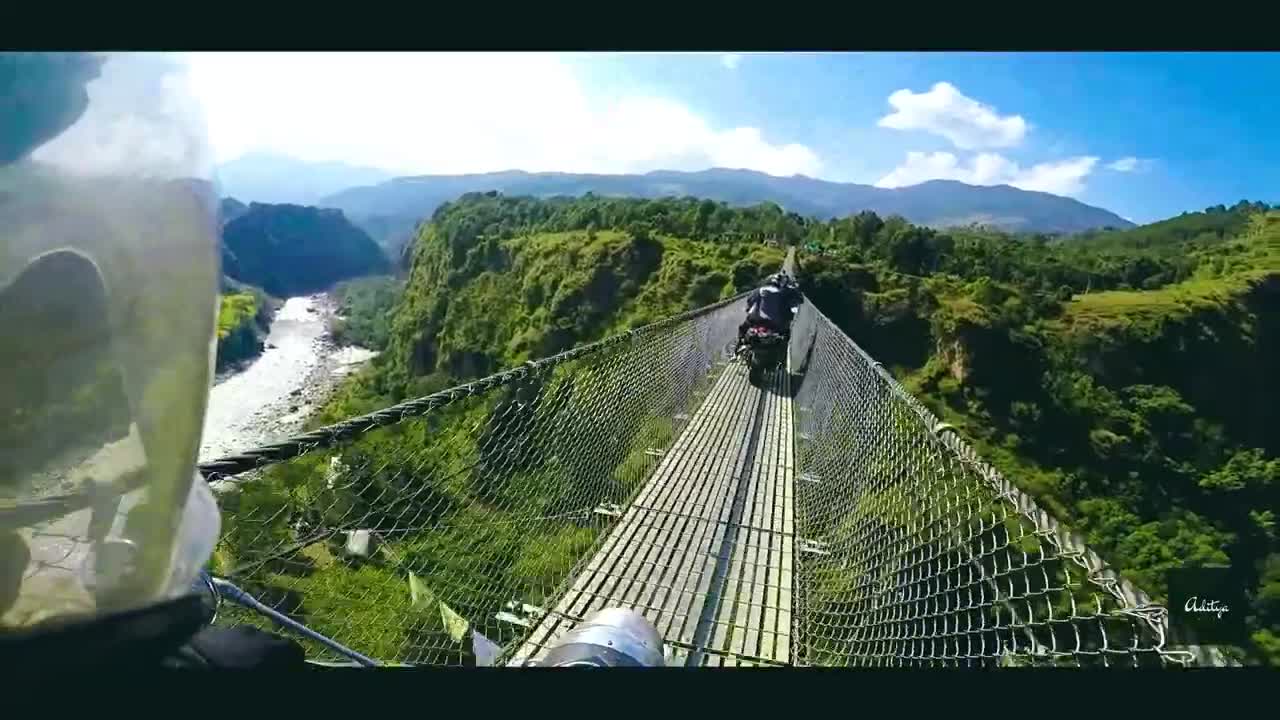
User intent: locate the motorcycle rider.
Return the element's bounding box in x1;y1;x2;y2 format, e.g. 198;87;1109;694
0;51;305;669
736;271;803;354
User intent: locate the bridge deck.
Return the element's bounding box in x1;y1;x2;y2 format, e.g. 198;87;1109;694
512;358;795;667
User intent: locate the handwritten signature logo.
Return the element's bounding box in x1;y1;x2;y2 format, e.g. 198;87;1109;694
1184;596;1230;619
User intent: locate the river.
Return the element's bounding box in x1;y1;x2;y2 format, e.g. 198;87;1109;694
198;294;377;463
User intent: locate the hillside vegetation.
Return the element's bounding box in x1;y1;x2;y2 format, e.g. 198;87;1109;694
221;202;389;297
330;276;404;350
213;194;789;663
800;201;1279;664
215;193;1278;665
215;283;277;373
325;193;790;414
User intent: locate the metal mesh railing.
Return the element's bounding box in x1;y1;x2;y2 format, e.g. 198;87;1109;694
203;244;1188;668
200;293;746;666
786;301;1193;667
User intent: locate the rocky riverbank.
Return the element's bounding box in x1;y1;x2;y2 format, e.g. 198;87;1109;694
199;294;378;464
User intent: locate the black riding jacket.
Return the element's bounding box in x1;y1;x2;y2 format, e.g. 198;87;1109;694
746;283;803;330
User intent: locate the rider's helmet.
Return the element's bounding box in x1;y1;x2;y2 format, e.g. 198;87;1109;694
766;273;785;288
1;53;222;648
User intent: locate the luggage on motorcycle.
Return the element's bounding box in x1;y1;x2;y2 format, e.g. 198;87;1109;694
743;326;786;386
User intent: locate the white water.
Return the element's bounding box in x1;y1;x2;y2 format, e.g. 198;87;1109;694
198;295;378;463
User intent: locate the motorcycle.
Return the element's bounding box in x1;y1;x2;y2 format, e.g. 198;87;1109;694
189;570;666;667
740;324;787;386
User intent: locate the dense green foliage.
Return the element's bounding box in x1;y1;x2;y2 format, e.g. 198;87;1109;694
213;278;276;372
799;202;1280;665
330;276;404;350
215;194;786;663
221;202;389;297
1068;200;1268;251
372;193;786;402
216;192;1278;665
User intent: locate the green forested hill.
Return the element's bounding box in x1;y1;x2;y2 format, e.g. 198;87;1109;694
320;193;788;417
388;201;786;382
213;275;280;372
1065;200;1268;252
224;193;1277;665
213;194;791;658
800;203;1279;664
330;276;405;350
221;202;389;297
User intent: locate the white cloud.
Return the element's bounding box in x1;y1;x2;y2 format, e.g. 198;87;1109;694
1013;156;1099;195
875;151;1099;196
878;82;1029;150
181;52;818;178
721;54;742;70
1107;156;1153;172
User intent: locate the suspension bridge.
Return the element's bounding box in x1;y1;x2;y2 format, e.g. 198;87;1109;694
197;249;1194;668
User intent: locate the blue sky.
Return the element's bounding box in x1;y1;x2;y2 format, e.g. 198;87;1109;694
184;52;1280;224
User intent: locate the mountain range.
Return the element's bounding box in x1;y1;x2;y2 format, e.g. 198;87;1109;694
216;152;394;207
215;155;1136;254
323;168;1133;235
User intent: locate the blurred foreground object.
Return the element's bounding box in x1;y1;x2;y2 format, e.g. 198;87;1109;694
536;608;667;667
0;51;222;663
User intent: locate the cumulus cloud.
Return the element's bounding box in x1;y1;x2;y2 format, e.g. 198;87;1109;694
1107;156;1153;172
878;82;1028;150
875;151;1099;196
592;97;821;176
721;53;742;70
182;52;819;177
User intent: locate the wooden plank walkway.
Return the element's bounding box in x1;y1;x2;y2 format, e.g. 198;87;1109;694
511;357;795;667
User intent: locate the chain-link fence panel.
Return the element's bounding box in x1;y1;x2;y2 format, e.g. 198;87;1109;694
199;293;746;666
788;301;1194;668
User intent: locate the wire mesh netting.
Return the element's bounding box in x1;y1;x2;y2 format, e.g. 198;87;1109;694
203;293;746;666
204;246;1188;668
786;302;1193;668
